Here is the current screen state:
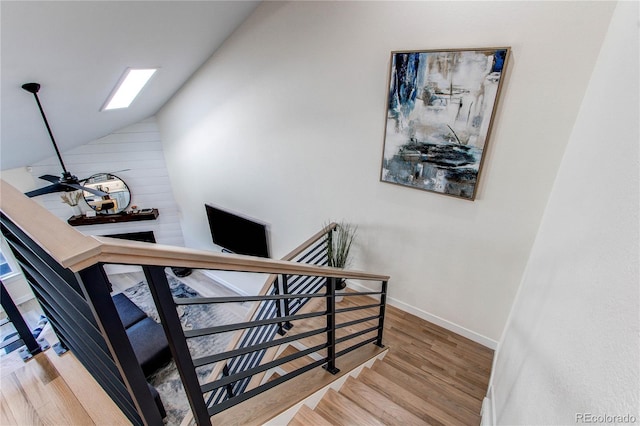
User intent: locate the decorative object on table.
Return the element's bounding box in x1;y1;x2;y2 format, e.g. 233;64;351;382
60;191;83;216
326;221;358;294
380;47;510;200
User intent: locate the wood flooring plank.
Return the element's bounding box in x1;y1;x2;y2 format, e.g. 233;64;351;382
0;392;18;426
13;356;57;412
371;360;480;425
339;375;428;426
287;404;333;426
383;350;483;412
315;388;386;426
1;373;44;426
358;367;467;426
395;340;491;392
278;345;319;373
385;348;488;401
40;377;95;426
46;350;130;426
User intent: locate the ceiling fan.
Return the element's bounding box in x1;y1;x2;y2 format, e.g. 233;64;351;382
21;82;107;198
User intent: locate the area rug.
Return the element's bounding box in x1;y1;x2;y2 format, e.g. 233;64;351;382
123;275;242;425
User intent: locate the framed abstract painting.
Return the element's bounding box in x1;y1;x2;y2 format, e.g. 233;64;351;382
380;47;510;200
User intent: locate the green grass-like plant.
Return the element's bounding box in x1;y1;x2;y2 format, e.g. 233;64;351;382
327;221;357;269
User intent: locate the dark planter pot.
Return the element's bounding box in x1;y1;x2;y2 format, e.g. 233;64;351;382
337;279;347;290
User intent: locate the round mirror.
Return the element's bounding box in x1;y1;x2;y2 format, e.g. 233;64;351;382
82;173;131;214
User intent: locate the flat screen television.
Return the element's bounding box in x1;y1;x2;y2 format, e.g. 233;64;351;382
205;204;271;258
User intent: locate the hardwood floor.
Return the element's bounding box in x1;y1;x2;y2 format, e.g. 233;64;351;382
0;327;130;425
1;281;493;425
286;301;494;426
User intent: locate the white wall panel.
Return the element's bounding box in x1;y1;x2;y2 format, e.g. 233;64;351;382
26;117;184;247
157;1;616;344
490;1;639;422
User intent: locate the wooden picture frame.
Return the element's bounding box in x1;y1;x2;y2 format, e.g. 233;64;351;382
380;47;510;200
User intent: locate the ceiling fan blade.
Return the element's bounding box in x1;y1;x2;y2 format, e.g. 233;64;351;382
39;174;61;183
64;182;108;197
24;183;65;198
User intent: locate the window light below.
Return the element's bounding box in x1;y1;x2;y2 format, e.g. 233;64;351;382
103;68;157;110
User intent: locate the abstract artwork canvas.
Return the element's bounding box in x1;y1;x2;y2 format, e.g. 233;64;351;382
380;48;510;200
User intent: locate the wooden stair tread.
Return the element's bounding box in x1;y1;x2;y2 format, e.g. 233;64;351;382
384;319;492;373
210;344;387;426
266;371;281;383
383;349;486;403
381;352;481;403
371;360;480;425
315;388;386;426
339;375;428;426
287;404;333;426
358;367;467;426
381;326;491;388
278;345;318;373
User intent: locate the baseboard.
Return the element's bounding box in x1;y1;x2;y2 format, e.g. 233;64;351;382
347;281;498;350
200;269;250;296
481;385;496;425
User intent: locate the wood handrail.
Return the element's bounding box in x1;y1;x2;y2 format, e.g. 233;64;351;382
280;222;336;261
0;180;389;281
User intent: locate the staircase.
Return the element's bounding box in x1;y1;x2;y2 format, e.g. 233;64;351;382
289;357;477;426
287;301;492;426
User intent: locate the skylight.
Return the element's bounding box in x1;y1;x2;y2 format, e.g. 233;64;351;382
102;68;157;111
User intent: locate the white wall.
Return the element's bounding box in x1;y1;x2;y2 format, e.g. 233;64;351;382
4;117;184;246
157;1;615;345
489;1;639;423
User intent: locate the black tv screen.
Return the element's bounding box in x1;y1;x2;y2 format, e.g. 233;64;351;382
205;204;270;258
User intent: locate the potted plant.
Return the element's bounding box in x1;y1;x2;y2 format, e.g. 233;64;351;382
326;221;357;295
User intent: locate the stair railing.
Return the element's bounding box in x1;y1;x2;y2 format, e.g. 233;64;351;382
204;222;337;405
0;180;389;426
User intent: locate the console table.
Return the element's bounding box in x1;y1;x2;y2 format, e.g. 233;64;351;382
68;209;159;226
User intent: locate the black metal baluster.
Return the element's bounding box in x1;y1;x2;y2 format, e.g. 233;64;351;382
222;363;235;399
142;266;210;425
323;277;340;374
273;278;285;335
376;280;388;348
78;264;164;426
280;275;293;331
0;279;42;357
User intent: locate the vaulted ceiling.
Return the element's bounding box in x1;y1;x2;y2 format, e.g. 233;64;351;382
0;1;260;170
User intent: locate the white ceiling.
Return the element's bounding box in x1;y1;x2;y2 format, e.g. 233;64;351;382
0;1;260;170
